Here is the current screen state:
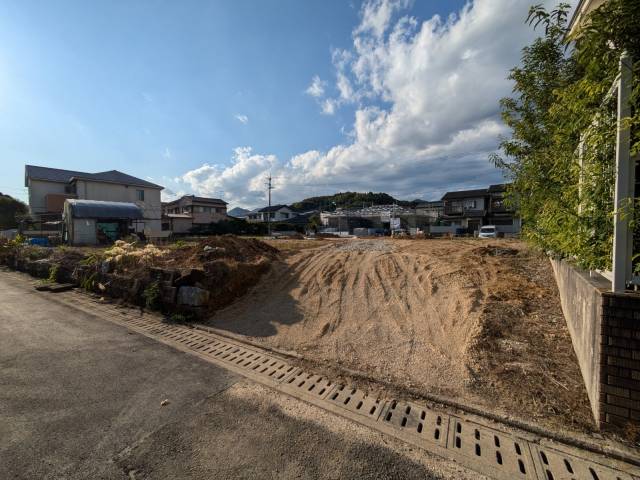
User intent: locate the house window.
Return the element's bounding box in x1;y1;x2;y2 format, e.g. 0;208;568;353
136;190;145;201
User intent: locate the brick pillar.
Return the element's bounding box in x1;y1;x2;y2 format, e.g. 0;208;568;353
600;292;640;429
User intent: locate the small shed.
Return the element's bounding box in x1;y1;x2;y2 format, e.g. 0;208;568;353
63;199;143;245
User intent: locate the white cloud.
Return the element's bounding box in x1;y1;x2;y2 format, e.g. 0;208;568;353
180;147;276;207
355;0;410;38
305;75;327;98
235;114;249;124
163;147;172;159
179;0;552;207
321;99;337;115
161;187;187;202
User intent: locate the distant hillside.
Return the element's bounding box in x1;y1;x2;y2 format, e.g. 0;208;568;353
0;192;28;229
290;192;418;212
227;207;251;218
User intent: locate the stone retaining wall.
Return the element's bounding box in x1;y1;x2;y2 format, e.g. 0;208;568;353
1;254;210;317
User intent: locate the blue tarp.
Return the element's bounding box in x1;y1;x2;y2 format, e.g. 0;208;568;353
66;199;143;220
28;237;49;246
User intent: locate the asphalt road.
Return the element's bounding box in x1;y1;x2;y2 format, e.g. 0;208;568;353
0;270;479;480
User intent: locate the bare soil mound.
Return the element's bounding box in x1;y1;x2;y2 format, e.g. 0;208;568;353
208;239;488;395
206;238;593;433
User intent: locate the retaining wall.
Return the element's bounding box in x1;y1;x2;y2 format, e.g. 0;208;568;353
551;257;640;430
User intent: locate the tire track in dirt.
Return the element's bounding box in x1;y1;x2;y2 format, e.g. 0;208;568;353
207;239;488;396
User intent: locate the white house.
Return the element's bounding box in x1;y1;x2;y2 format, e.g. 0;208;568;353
25;165;164;234
245;205;297;223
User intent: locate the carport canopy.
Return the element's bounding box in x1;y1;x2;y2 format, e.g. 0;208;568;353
65;199;143;220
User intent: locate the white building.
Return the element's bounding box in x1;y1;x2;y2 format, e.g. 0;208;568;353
25;165;163;235
245;205;297;223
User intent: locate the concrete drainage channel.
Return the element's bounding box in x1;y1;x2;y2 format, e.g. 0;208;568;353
44;288;640;480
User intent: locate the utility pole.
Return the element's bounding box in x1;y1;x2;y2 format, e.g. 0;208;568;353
266;173;274;236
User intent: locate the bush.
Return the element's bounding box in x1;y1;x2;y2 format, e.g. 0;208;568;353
48;264;59;283
493;1;640;271
142;281;161;310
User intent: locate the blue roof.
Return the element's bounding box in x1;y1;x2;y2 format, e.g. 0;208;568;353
25;165;163;189
66;199;144;220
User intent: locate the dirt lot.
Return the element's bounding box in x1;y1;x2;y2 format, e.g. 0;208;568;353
206;238;594;434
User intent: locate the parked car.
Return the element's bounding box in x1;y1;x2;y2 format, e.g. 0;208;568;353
478;225;497;238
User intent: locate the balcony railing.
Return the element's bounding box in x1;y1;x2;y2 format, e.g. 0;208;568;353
443;206;486;217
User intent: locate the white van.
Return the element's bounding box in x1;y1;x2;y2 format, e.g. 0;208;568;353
478;225;497;238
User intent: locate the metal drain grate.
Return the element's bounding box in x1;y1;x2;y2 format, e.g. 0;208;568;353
42;287;640;480
326;385;385;421
447;419;534;480
530;445;634;480
380;400;449;448
282;372;335;400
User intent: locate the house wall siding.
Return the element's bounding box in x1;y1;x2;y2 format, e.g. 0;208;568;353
170;217;193;234
163;198;227;225
75;180;162;233
28;180;68;214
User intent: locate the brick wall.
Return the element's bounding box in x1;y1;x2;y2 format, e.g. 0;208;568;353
600;293;640;429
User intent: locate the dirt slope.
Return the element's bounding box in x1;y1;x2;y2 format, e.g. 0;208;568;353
207;238;593;432
209;239;492;395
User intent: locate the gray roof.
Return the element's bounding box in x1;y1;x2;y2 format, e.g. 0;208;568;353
441;188;488;200
164;194;227;206
258;204;289;213
65;199;144;220
488;183;507;193
25;165;163;189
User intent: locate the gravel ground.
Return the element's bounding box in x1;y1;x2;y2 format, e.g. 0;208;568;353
334;240;396;252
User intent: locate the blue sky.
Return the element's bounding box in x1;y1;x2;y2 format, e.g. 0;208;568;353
0;0;556;208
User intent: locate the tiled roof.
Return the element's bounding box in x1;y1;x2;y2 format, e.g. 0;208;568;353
258;204;289;213
25;165;163;189
164;194;227;205
488;183;507;193
441;188;488;200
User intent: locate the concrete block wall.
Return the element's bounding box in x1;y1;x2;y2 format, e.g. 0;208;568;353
600;293;640;428
550;258;608;423
551;258;640;431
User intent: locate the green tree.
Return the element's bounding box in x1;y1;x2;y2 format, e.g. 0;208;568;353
0;193;28;229
290;191;407;212
493;0;640;270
